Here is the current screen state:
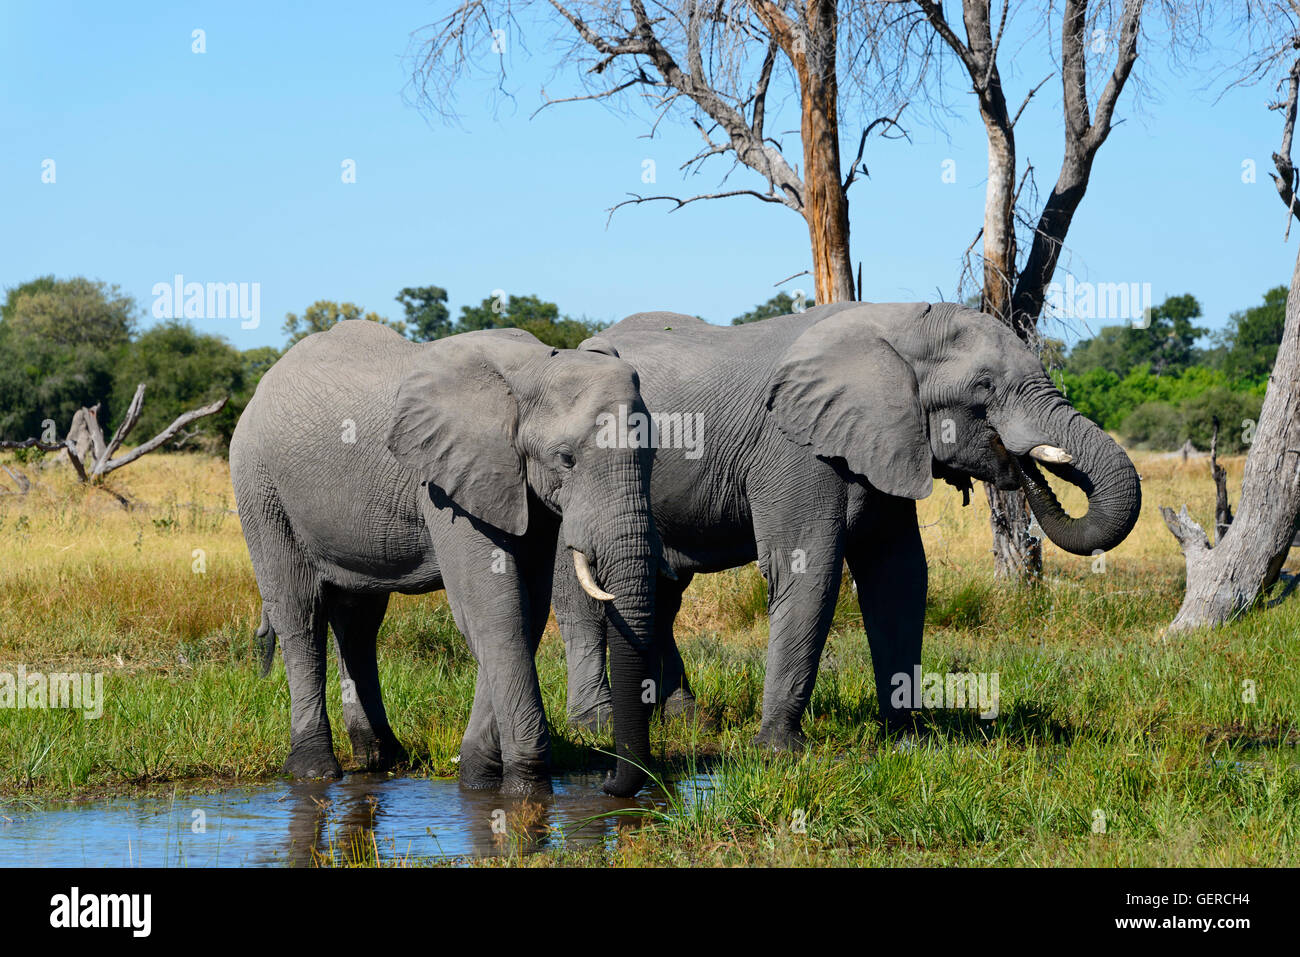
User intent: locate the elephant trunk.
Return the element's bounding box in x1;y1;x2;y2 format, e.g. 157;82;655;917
574;457;656;799
1013;390;1142;556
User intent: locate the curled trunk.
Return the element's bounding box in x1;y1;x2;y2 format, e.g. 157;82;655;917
1014;396;1143;556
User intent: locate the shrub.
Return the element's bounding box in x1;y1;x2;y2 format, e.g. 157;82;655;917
1119;390;1264;452
1180;388;1263;454
1119;402;1184;450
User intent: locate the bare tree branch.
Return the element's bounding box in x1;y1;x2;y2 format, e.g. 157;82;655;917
1270;53;1300;227
842;102;911;193
93;395;228;477
606;187;794;225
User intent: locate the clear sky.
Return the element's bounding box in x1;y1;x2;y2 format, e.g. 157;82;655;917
1;1;1294;354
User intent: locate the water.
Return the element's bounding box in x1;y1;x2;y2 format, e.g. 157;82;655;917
0;772;713;867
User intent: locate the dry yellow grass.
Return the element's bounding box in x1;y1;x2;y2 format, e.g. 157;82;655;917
0;445;1289;671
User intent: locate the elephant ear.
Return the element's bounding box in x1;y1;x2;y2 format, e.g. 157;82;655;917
387;333;535;536
577;336;620;358
768;310;933;499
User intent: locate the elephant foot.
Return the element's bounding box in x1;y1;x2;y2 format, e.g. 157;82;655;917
501;766;554;797
752;722;806;753
284;739;344;780
568;703;613;734
457;747;504;790
350;731;409;773
661;690;717;731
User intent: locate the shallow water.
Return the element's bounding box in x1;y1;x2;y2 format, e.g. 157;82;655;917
0;772;713;867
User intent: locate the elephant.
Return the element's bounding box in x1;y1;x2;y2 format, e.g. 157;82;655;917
230;320;660;797
556;301;1142;746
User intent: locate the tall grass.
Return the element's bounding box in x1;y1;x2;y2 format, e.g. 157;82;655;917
0;447;1296;865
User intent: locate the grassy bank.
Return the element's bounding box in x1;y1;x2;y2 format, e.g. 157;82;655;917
1;449;1297;865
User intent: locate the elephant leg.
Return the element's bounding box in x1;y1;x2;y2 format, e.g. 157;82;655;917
845;500;926;735
654;572;698;721
268;583;342;780
326;590;407;772
430;513;552;795
459;667;504;788
553;540;614;732
751;482;847;751
459;516;555;789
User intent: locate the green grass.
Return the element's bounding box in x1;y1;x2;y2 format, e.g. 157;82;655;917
1;450;1298;865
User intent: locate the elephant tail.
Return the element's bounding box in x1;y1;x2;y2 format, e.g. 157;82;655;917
255;607;277;677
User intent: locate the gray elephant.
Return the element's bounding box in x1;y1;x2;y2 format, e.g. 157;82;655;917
230;320;659;796
557;301;1142;745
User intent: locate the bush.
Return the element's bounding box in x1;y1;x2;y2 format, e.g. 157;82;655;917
1180;388;1263;454
1119;389;1264;453
1119;402;1184;450
110;321;250;451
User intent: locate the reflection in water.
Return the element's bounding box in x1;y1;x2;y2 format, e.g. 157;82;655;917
0;772;713;867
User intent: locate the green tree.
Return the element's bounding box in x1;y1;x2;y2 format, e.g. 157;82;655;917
732;292;811;325
111;321;248;450
282;301;405;345
1139;294;1207;376
240;345;281;386
1221;285;1287;382
1064;325;1134;378
1;276;57;321
2;276;137;350
396;285;451;341
455;294;604;349
0;277;137;440
1067;294;1206;378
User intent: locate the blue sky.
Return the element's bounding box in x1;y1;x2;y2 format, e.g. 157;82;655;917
1;1;1294;353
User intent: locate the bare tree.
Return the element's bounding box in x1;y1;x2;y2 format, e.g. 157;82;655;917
0;385;227;505
410;1;910;304
881;0;1198;579
1160;13;1300;630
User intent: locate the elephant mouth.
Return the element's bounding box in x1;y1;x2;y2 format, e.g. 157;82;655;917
1013;454;1084;512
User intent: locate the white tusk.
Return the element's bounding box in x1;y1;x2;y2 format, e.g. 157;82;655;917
1029;444;1073;465
573;550;615;602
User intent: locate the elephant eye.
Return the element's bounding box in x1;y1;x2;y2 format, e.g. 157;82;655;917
555;448;576;470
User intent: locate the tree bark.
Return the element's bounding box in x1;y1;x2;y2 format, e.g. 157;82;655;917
797;0;854;303
1160;245;1300;631
910;0;1144;581
751;0;855;304
986;484;1043;581
966;0;1039;580
1210;421;1233;545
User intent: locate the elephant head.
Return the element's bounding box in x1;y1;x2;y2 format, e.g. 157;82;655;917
387;328;656;796
768;302;1141;557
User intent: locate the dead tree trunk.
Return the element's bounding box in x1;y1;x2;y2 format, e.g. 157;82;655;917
1161;248;1300;631
793;0;856;304
1159;51;1300;631
439;2;875;308
0;384;228;503
976;33;1040;581
910;0;1143;582
1210;419;1233;545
